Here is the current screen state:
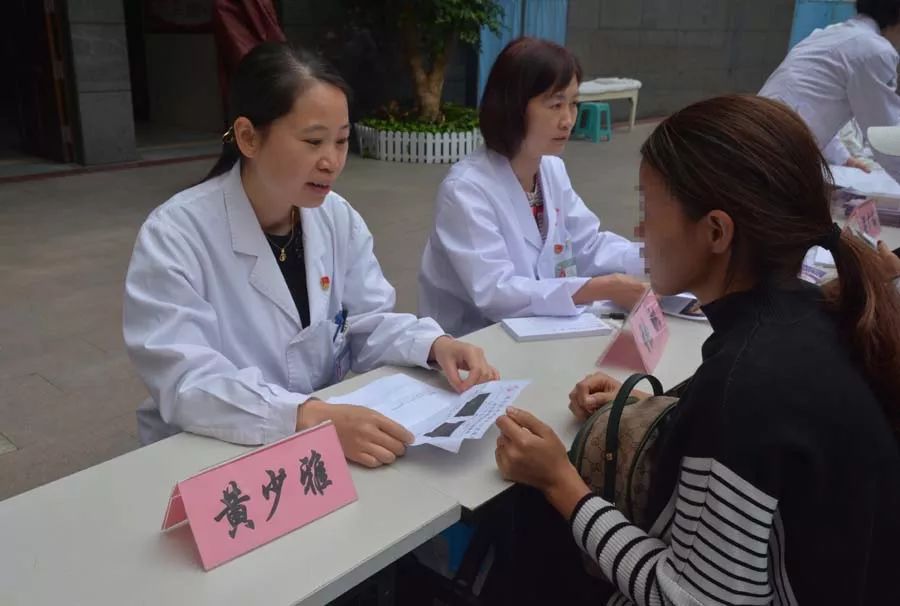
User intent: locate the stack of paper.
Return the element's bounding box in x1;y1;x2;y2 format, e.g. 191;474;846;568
829;165;900;198
329;374;530;453
501;313;613;342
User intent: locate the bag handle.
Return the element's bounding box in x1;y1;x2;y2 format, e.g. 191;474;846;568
602;374;663;502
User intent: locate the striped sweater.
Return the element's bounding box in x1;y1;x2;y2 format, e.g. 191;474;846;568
571;281;900;605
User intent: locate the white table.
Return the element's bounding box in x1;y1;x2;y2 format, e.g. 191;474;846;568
0;432;459;606
578;78;642;131
5;220;897;605
319;318;711;512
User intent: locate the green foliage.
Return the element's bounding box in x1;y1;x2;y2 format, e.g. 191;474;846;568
341;0;503;123
341;0;503;75
360;103;479;133
344;0;503;55
420;0;505;51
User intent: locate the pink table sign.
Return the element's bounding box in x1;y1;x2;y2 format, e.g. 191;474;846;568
597;289;670;373
849;199;881;240
161;422;357;571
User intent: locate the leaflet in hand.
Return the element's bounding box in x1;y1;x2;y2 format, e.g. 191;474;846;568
328;374;530;453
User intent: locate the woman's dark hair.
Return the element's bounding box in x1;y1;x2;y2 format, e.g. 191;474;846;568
857;0;900;29
204;42;351;181
479;37;582;158
641;94;900;430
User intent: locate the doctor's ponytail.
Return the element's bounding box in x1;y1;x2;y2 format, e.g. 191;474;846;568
204;42;351;182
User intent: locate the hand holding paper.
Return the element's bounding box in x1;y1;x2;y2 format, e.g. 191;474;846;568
429;336;500;393
300;400;413;468
330;374;531;453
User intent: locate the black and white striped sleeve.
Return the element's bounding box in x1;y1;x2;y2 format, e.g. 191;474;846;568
570;458;781;606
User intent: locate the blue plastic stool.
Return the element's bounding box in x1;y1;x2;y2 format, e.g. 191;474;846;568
572;101;613;142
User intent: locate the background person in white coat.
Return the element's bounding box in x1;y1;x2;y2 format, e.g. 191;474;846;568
124;43;497;468
418;37;646;337
759;0;900;179
864;125;900;281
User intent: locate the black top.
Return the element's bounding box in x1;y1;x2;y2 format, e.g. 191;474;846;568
266;217;310;328
646;279;900;603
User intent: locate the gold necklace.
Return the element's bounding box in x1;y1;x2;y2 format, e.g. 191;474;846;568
265;207;298;263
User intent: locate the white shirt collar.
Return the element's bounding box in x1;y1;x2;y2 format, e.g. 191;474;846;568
854;14;881;36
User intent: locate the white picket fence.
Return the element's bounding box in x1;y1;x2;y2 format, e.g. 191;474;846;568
355;125;483;163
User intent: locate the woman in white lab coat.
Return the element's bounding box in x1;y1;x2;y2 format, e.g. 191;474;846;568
418;37;646;337
124;43;496;468
759;0;900;179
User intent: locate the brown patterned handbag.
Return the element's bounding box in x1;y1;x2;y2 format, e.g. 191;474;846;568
567;373;679;531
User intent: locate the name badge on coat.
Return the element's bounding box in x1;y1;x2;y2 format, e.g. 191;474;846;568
554;239;577;278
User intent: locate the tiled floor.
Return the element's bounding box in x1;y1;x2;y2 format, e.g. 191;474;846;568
0;123;655;500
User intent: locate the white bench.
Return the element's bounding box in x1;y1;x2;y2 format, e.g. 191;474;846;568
578;78;643;131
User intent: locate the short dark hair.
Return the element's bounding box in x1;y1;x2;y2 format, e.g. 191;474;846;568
204;42;351;181
479;37;582;158
857;0;900;28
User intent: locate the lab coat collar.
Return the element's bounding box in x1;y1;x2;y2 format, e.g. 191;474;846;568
222;162;302;328
487;149;543;250
853;14;880;36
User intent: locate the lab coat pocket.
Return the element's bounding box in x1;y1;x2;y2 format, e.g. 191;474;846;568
288;320;339;392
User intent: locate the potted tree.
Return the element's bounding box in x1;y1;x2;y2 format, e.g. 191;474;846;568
345;0;503;163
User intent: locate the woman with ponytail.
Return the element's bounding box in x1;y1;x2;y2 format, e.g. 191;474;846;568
491;95;900;604
123;43;497;464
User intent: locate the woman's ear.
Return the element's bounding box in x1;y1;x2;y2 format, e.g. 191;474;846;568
233;117;259;159
705;210;736;255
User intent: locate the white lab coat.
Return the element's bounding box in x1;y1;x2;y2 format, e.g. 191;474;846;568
759;15;900;179
124;163;443;446
418;147;643;337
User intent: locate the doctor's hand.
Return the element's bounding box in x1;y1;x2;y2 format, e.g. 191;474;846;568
429;336;499;393
297;399;414;468
576;274;647;311
844;157;872;173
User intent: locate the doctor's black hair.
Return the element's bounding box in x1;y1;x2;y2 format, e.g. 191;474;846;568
204;42;351;182
479;37;582;158
857;0;900;28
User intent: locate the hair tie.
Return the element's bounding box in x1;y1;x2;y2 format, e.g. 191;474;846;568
222;126;235;144
818;222;843;253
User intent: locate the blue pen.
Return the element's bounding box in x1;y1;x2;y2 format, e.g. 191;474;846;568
333;308;347;341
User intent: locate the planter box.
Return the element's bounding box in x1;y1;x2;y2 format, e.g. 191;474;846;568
355;124;483;163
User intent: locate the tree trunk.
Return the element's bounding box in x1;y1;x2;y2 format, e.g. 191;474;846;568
400;18;455;123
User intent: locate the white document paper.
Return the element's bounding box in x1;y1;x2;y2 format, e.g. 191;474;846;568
659;293;707;321
329;374;530;453
813;246;835;268
501;314;613;342
829;165;900;198
800;263;829;285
